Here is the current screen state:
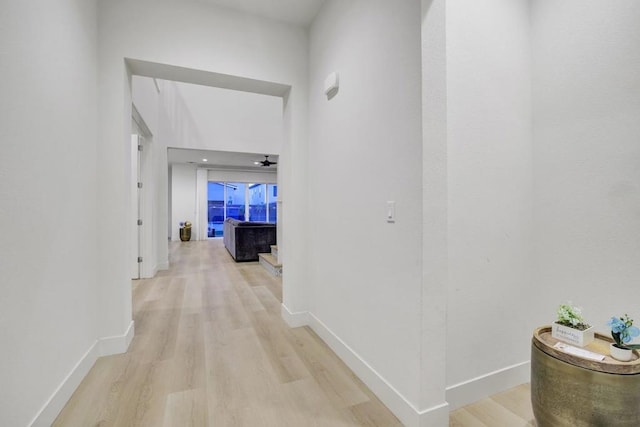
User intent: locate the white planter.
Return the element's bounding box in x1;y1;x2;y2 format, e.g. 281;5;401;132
610;343;633;362
551;323;595;347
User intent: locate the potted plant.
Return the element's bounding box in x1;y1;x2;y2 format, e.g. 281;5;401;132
551;302;594;347
607;314;640;361
179;221;192;242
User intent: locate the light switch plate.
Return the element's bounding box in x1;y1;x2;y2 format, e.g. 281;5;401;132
386;201;395;223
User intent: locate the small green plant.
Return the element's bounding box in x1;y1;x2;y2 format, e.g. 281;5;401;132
556;302;590;331
608;314;640;350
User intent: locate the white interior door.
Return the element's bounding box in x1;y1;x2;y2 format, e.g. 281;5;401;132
132;104;155;278
130;134;141;279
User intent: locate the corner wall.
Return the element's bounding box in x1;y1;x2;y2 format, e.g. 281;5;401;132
0;1;101;425
421;0;449;421
444;0;640;409
308;1;436;425
446;0;533;408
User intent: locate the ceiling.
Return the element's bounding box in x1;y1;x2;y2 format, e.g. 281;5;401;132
168;148;279;171
197;0;326;26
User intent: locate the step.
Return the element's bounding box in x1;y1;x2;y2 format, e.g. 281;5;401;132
258;252;282;277
270;245;278;258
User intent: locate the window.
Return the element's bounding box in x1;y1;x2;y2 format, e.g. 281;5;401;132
249;183;267;222
207;182;225;237
225;183;246;221
207;181;277;238
268;184;277;223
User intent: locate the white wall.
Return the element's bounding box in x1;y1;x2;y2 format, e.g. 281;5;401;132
149;79;283;155
171;164;198;241
98;0;309;347
532;2;640;332
308;1;431;425
446;0;533;407
170;82;283;154
0;0;100;425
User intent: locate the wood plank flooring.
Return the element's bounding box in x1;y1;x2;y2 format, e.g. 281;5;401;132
54;239;535;426
53;240;402;426
449;384;536;426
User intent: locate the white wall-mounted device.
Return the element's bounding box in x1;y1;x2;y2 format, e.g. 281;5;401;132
324;72;339;99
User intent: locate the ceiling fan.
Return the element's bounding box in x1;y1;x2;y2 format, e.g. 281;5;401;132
255;155;277;167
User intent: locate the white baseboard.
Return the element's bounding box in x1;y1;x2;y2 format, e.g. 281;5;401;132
145;258;168;278
446;361;531;410
99;321;135;357
142;264;158;279
29;322;136;426
307;313;449;427
418;403;450;427
29;341;100;427
279;306;530;424
280;304;310;328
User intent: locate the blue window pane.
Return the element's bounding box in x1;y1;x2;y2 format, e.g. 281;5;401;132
248;183;266;222
267;184;277;223
207;182;225;237
208;181;277;238
225;183;246;221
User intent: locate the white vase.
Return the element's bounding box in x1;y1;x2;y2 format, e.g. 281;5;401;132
610;343;633;362
551;323;595;347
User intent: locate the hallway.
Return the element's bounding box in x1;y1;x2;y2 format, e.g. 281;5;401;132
54;240;402;426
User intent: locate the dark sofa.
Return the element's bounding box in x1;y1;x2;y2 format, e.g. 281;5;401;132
223;218;276;262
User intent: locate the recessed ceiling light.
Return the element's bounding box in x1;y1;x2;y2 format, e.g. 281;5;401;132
202;158;208;162
254;161;260;165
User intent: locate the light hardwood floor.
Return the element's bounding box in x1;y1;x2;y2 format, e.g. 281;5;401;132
54;239;534;426
449;383;536;426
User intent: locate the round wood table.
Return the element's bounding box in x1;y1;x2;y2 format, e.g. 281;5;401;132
531;326;640;427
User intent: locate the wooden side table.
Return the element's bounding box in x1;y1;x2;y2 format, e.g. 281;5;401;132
531;326;640;427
